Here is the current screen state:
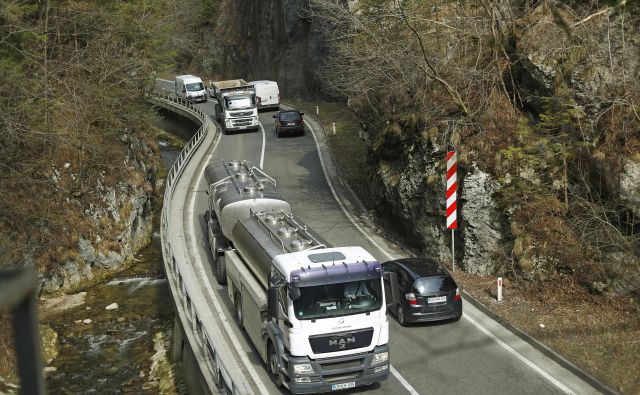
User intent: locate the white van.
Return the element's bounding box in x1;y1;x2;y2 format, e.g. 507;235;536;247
248;80;279;110
175;75;207;103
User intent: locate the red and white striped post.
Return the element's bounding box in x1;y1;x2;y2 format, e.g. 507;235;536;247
446;151;458;271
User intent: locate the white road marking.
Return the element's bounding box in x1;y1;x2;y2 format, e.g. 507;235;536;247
463;313;574;394
259;121;266;169
187;126;270;395
390;366;420;395
305;118;419;395
305;118;396;262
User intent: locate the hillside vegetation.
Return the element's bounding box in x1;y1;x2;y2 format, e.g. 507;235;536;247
308;0;639;297
0;0;214;382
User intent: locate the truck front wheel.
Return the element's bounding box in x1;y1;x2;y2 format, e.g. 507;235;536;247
267;342;283;387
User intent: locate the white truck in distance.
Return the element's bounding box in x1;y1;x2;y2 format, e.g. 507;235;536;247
174;75;207;103
205;160;391;394
209;79;259;134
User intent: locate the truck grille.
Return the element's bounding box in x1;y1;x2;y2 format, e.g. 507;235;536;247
309;328;373;354
232;118;254;127
320;358;364;372
323;372;360;383
231;110;253;117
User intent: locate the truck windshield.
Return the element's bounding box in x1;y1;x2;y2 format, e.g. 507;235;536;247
185;82;204;92
225;96;255;110
293;279;383;320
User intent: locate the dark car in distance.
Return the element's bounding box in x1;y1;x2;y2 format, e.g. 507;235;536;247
273;110;305;137
382;258;462;326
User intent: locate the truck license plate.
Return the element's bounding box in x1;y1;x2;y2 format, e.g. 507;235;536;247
428;296;447;303
331;382;355;391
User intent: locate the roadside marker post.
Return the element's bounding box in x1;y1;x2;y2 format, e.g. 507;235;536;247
446;151;457;271
497;277;503;302
316;105;319;115
332;122;336;135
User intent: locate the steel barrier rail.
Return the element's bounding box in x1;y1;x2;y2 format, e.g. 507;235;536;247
150;94;252;394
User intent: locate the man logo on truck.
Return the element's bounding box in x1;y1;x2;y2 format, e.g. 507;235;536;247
330;335;356;350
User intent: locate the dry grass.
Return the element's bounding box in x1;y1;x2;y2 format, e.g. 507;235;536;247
297;99;640;395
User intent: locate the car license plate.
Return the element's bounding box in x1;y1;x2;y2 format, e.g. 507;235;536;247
428;296;447;303
287;122;296;126
332;382;355;391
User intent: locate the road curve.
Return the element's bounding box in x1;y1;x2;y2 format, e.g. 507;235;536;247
155;79;603;395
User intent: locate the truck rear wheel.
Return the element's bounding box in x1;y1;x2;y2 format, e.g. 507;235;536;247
267;342;283;387
234;293;243;328
215;256;227;285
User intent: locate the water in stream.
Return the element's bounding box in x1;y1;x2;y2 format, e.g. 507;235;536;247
45;237;176;393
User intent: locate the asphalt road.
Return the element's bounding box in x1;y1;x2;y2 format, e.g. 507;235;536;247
155;80;601;395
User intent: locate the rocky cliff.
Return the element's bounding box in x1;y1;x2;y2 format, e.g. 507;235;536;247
39;134;159;294
203;0;327;99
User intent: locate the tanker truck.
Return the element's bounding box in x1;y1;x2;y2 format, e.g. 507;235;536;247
208;79;259;134
205;160;390;394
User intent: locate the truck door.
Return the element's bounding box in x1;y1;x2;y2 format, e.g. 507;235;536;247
383;263;400;312
276;286;291;349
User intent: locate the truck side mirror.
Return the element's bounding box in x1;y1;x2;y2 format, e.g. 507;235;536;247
272;114;277;118
288;286;301;301
383;272;400;305
268;287;279;319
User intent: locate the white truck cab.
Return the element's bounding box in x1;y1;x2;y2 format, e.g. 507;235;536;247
174;74;207;103
209;79;259;134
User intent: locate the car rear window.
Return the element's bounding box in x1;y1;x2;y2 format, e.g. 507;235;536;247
279;112;301;121
414;277;457;295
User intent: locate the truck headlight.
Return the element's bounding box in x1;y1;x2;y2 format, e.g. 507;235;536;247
293;363;313;374
372;351;388;365
225;119;233;128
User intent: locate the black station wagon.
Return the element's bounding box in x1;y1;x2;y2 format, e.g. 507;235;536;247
382;257;462;326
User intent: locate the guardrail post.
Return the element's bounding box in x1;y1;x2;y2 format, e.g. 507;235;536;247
1;267;45;395
13;294;45;394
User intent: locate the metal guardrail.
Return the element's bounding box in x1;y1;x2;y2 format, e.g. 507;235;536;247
0;266;45;394
152;94;251;394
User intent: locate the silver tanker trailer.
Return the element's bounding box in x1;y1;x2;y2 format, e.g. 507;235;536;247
204;160;391;394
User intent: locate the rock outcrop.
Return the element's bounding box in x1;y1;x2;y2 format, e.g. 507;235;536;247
460;164;505;275
620;159;640;217
204;0;327;99
39;133;158;294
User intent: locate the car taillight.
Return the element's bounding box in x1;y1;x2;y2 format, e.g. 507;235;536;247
297;120;304;126
405;293;417;305
276;121;281;127
454;288;461;302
